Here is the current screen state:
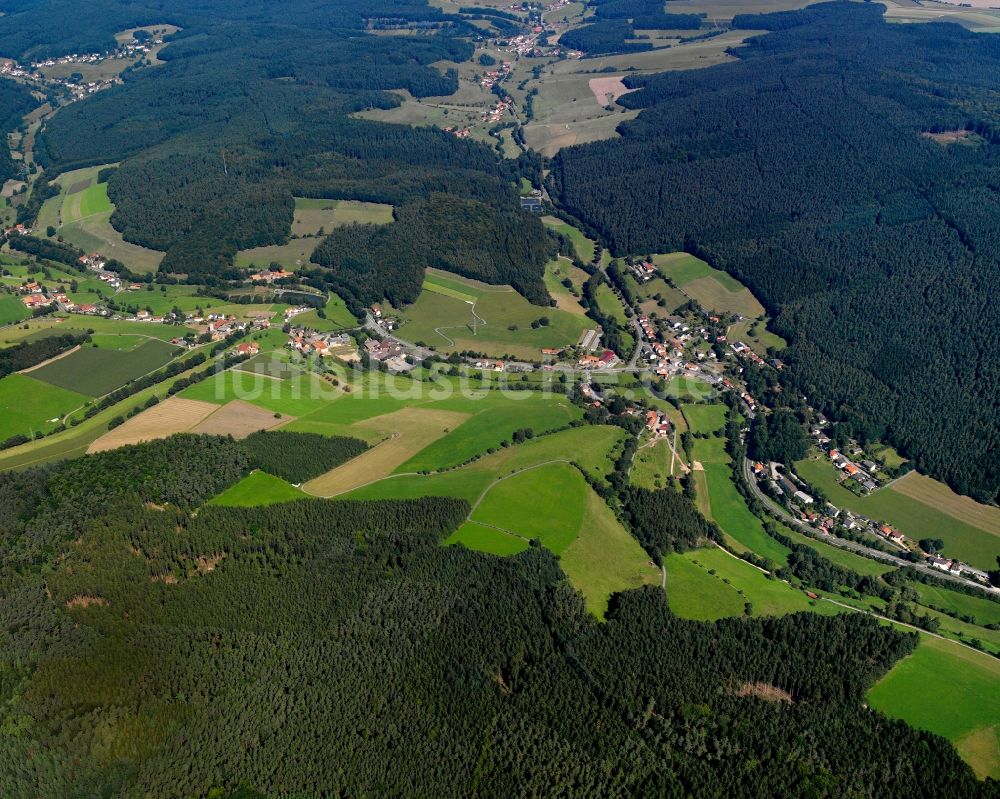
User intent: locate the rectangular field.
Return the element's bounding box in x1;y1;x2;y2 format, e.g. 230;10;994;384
29;339;180;397
87;396;219;453
0;374;88;440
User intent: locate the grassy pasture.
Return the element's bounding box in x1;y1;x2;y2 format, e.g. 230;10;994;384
673;546;833;618
653;252;763;317
291;294;357;330
234;239;317;271
209;471;307;507
290;198;393;236
544;258;589;315
795;457;999;571
681;403;727;434
541;216;597;263
663;551;748;620
444;522;530;556
727;317;786;355
0;374;88;440
868;635;1000;779
471;462;586;554
41;164;164;274
906;580;1000;627
0;295;29;326
29;339;180;397
701;462;791;566
779;526;892;578
594;283;628;325
560;489;660;616
399;270;591;359
343;425;626;505
180;368;336;418
631;438;676;489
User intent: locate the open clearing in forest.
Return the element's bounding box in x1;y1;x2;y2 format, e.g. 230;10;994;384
868;635;1000;779
209;471;307;507
653;252;764;318
87;396;219;452
190;399;293;438
291;198;393;236
588;75;636;107
667;546;835;618
303;407;470;496
29;339;180;397
399;269;591;360
544;258;589;315
541;216;598;263
795;457;999;571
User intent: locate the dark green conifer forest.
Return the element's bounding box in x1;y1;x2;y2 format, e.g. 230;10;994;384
550;2;1000;502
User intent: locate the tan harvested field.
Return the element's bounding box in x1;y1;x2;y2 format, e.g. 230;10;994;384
303;407;470;497
891;472;1000;535
588;76;636;107
190;399;293;438
87;397;219;453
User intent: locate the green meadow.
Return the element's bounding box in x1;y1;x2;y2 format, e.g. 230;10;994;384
681;403;727;434
668;546;834;618
30;338;180;397
444;522;530;556
209;471;307;507
0;374;88;440
471;462;586;554
541;216;597;263
0;295;30;326
868;636;1000;779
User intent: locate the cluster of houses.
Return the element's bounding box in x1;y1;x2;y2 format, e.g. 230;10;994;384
478;61;512;91
481;96;514;125
3;223;30;238
730;339;767;369
287;328;355;359
627;261;656;283
578;349;618;369
927;556;991;584
825;448;882;494
1;57;120;99
363;336;408;368
644;409;671;439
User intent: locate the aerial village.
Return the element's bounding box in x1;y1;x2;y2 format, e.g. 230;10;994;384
0;32;163;99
